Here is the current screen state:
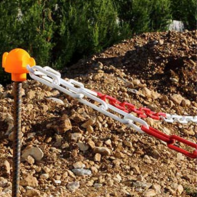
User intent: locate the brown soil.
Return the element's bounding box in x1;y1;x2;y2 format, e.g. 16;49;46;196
0;30;197;197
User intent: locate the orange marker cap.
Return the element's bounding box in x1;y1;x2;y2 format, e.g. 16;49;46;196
2;48;36;81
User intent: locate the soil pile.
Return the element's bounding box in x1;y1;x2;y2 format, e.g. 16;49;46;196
0;30;197;197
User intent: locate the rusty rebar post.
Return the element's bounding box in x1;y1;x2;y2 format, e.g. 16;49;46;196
12;82;22;197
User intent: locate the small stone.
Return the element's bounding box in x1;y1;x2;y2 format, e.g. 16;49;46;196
53;180;61;184
47;97;64;105
143;155;152;164
143;189;157;197
26;155;35;165
72;168;92;176
177;184;184;195
26;187;40;197
70;133;82;141
67;181;80;192
73;161;85;169
94;153;101;162
94;183;103;188
27;90;35;99
88;140;95;149
21;174;38;187
77;142;89;152
22;146;44;161
3;160;10;175
170;94;183;105
123;140;133;148
56;114;72;133
177;153;185;161
141;87;152;98
40;173;49;179
105;139;112;146
152;184;161;194
94;147;111;156
82;118;95;128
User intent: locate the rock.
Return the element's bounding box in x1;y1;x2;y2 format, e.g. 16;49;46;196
67;181;80;192
73;161;85;169
181;99;191;107
94;147;111;156
123;140;133;148
26;187;40;197
81;118;95;128
177;184;184;195
3;160;10;175
0;177;8;187
141;87;152;98
70;133;82;141
22;146;44;161
133;181;152;189
26;155;35;165
21;174;38;187
143;155;152;164
94;153;101;162
27;90;35;99
88;139;95;149
40;173;49;179
56;114;72;133
143;189;157;197
53;180;61;184
152;184;161;194
170;94;184;105
47;97;64;105
77;142;89;152
72;168;92;176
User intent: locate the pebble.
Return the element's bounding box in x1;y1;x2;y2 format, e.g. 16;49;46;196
73;161;85;169
94;153;101;162
170;94;183;105
22;146;44;161
70;133;82;141
94;147;111;156
26;187;40;197
21;174;38;187
47;97;64;105
177;184;184;195
72;168;92;176
77;142;89;152
143;189;157;197
40;173;49;179
67;181;80;192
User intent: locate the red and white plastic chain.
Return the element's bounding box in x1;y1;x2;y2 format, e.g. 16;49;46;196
27;65;197;159
96;91;166;120
96;91;197;158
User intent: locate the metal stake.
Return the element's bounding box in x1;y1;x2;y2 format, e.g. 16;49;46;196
12;82;22;197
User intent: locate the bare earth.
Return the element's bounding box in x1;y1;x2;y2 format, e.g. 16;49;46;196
0;30;197;197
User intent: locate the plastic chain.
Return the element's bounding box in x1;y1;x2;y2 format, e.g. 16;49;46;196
96;92;166;120
27;65;197;159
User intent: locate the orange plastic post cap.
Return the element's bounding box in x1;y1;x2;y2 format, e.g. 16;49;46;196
2;48;36;81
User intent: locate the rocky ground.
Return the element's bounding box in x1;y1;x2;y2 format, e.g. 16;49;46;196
0;30;197;197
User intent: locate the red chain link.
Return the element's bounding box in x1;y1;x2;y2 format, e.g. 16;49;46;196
141;125;197;158
96;92;166;120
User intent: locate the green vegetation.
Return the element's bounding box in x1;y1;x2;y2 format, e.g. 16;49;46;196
0;0;196;85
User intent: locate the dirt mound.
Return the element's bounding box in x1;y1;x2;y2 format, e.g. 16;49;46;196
0;31;197;197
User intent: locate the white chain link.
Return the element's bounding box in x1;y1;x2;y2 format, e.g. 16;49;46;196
162;114;197;124
27;65;149;133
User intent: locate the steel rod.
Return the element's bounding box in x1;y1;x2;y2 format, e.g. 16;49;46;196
12;82;22;197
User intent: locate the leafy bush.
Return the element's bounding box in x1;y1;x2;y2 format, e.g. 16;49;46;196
51;0;130;67
170;0;197;30
115;0;172;34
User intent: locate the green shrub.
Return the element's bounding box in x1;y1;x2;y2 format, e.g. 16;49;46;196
170;0;197;30
51;0;130;68
115;0;172;34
